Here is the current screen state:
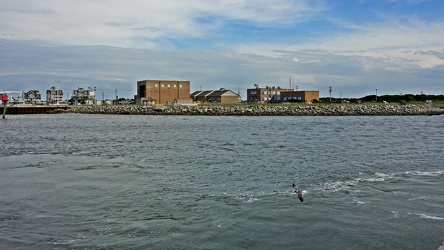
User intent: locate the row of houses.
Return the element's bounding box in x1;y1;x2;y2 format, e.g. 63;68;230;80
135;80;319;105
1;87;97;105
0;87;63;105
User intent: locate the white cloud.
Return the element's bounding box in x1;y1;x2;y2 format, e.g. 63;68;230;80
0;0;327;48
232;17;444;72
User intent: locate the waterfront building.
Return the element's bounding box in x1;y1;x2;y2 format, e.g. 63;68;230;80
24;90;42;104
247;85;319;103
136;80;191;105
191;88;240;104
46;86;64;104
280;91;320;103
72;87;96;105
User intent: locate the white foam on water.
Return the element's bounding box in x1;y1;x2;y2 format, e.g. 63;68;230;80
417;214;444;220
374;172;391;177
352;198;365;205
244;197;260;203
322;169;444;194
408;195;429;201
390;211;400;218
322;174;388;193
406;170;444;176
362;177;385;182
322;180;359;193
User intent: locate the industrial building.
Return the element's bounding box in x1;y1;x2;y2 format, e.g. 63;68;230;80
136;80;191;105
247;85;319;103
191;88;240;104
280;91;319;103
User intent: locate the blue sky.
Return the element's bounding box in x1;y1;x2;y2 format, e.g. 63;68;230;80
1;0;443;99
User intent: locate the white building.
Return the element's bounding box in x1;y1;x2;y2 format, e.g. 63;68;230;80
72;87;96;104
46;86;64;104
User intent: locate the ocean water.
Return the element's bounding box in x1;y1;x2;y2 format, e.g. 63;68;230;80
0;114;443;249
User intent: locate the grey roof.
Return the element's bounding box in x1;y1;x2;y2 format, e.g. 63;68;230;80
207;90;237;97
192;89;239;98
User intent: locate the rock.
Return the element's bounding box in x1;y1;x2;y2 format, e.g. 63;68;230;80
65;104;444;116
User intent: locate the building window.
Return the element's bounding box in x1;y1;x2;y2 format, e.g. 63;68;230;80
161;84;164;88
174;84;176;88
155;84;158;87
180;84;183;88
168;84;171;88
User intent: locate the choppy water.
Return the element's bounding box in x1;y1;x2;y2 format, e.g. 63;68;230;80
1;114;443;249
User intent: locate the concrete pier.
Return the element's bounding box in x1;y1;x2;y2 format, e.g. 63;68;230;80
3;106;70;115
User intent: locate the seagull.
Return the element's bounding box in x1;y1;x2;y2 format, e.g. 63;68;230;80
292;183;304;202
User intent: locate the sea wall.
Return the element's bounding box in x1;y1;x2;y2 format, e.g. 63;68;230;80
66;104;444;116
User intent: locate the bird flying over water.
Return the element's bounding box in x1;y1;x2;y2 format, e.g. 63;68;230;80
292;183;304;202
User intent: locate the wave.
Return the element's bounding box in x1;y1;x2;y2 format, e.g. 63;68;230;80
405;170;444;176
321;176;385;193
320;170;444;193
417;214;444;220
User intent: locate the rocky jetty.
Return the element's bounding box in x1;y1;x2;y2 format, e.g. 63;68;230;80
66;104;444;116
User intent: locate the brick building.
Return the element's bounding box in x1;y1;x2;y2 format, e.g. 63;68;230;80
247;86;292;102
280;91;319;103
247;85;319;103
137;80;191;105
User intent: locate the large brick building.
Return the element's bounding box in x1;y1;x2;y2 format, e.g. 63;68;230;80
137;80;191;105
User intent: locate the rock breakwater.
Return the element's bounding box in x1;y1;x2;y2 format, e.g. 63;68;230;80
66;104;444;116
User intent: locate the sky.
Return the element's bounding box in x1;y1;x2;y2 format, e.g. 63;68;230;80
1;0;443;100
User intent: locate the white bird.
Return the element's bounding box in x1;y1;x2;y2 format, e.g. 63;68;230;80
292;183;304;202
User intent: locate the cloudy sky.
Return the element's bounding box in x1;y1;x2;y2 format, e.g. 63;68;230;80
1;0;443;99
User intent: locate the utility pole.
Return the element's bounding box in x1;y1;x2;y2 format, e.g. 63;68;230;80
376;89;378;102
329;86;332;103
115;89;118;105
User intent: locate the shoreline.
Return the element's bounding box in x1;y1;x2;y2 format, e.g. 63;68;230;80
65;104;444;116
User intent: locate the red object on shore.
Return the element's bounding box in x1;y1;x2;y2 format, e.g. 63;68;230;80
1;93;8;104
